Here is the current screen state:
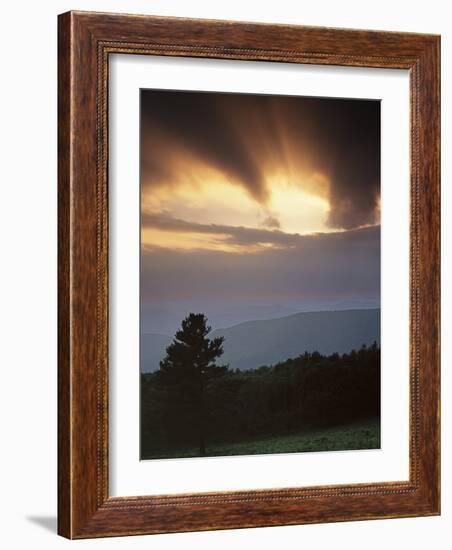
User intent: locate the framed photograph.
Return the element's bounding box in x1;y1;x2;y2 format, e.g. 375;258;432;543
58;11;440;538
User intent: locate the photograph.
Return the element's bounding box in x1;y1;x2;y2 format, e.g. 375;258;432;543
139;89;382;460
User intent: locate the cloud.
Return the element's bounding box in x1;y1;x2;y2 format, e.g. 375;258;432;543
141;90;380;230
142;212;381;256
261;215;280;229
142;212;300;249
141;224;380;305
141;91;268;202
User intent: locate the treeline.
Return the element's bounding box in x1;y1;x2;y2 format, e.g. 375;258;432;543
141;342;380;458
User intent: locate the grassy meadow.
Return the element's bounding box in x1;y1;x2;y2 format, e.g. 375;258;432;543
141;418;380;460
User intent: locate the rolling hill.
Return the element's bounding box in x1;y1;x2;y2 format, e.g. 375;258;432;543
140;308;380;372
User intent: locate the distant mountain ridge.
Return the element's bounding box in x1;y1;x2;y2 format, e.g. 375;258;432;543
141;308;380;373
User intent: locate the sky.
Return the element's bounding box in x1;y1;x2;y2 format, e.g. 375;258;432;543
140;90;381;335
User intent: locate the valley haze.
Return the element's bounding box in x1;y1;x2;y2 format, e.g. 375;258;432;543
141;308;380;373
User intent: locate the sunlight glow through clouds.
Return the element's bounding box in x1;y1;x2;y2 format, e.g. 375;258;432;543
141;172;333;252
140;91;380;254
141;227;285;254
268;181;330;235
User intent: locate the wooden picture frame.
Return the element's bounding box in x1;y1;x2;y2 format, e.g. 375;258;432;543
58;10;440;539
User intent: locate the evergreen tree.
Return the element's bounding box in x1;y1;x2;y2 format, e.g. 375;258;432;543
158;313;228;455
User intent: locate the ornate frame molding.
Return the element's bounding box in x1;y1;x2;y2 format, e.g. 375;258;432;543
58;11;440;538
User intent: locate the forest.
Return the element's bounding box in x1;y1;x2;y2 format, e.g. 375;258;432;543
140;314;380;459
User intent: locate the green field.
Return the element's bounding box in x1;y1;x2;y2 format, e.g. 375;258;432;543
142;417;380;460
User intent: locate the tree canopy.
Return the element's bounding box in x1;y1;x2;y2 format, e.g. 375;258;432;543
141;319;380;459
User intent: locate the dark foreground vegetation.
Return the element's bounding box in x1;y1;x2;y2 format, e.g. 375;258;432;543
140;314;380;459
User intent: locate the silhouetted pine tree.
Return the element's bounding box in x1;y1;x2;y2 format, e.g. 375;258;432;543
158;313;228;455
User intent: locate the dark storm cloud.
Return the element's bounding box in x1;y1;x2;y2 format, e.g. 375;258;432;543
141;90;269;202
141;90;380;229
